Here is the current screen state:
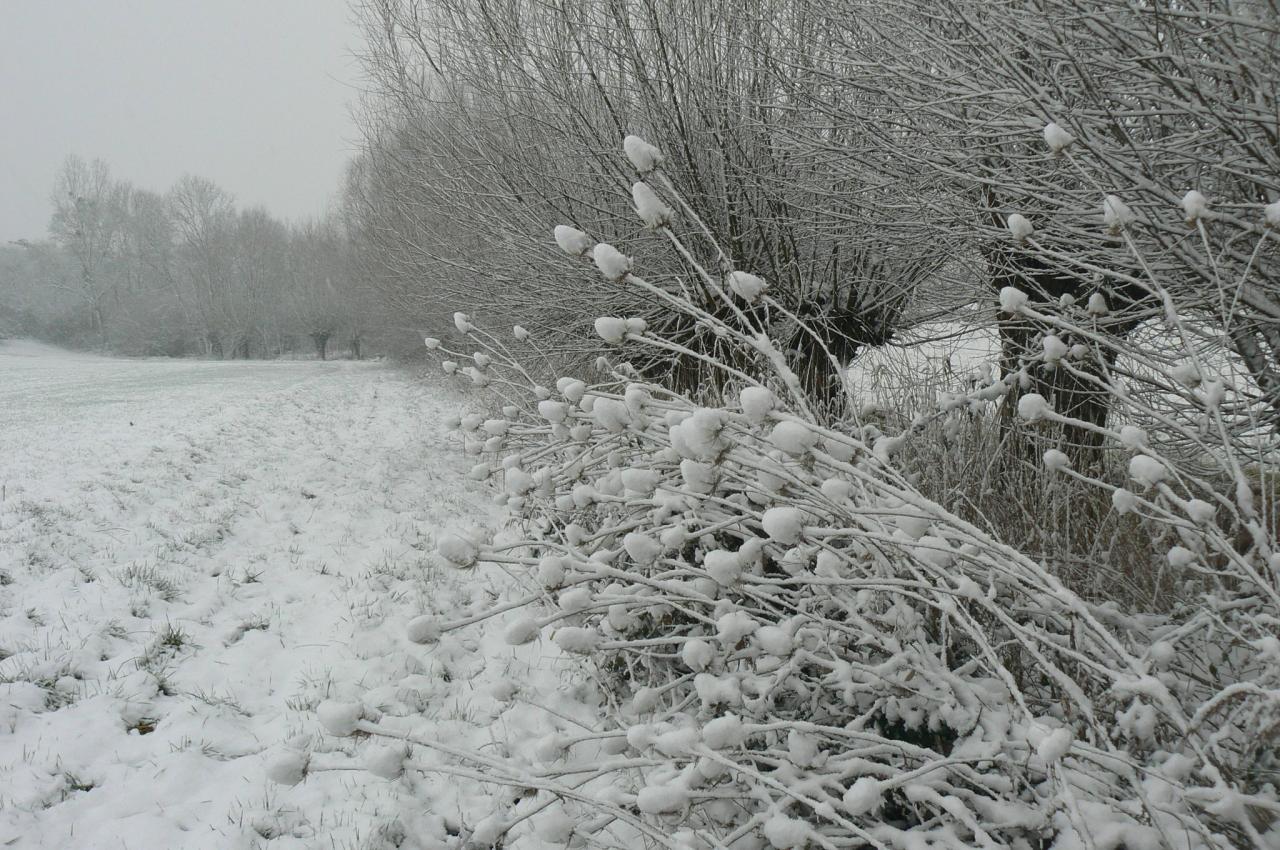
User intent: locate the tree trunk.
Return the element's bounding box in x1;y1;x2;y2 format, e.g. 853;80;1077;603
92;303;107;348
311;331;331;360
985;243;1149;472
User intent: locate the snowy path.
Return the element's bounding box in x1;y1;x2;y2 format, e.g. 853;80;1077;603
0;343;566;849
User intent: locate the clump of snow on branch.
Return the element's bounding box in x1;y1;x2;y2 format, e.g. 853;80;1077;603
623;134;664;173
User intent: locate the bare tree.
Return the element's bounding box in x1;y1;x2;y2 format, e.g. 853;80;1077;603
350;0;945;409
737;0;1280;451
48;155;129;345
167;175;238;356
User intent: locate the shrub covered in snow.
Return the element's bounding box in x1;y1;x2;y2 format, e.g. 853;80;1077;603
308;138;1278;850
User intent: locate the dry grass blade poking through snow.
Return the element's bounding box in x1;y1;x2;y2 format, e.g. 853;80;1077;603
286;137;1279;849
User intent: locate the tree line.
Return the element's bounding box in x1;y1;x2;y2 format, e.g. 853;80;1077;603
0;155;388;359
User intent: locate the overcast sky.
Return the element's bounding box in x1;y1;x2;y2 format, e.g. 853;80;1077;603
0;0;363;243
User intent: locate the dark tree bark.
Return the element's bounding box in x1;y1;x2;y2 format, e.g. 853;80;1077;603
985;244;1151;470
311;331;331;360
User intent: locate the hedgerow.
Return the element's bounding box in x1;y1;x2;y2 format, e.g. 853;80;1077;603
275;133;1279;849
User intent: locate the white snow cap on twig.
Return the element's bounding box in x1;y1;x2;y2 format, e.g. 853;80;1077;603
437;533;479;567
536;400;567;425
317;700;363;737
594;317;629;344
637;784;686;814
1037;726;1074;763
406;615;441;644
265;750;309;786
593;243;632;280
554;225;593;256
504;619;540;646
769;421;818;456
554;627;600;653
704;549;741;585
762;507;805;544
365;744;408;780
1265;200;1280;228
728;271;767;301
681;638;713;670
999;286;1028;314
1112;487;1138;513
1007;213;1034;243
702;714;745;749
632;182;672;227
1118;425;1147;450
556;377;586;403
1103;195;1134;233
1043;122;1075;154
1017;393;1051;421
1043;449;1070;472
1128;454;1166;487
843;776;882;815
623;531;661;565
739;386;775;423
1181;190;1209;225
1042;334;1067;363
763;814;812;849
623;135;664;172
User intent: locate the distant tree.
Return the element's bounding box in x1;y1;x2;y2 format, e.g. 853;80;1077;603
227;207;289;358
286;217;351;360
0;240;80;340
168;175;237;356
32;158;373;360
48;155;128;346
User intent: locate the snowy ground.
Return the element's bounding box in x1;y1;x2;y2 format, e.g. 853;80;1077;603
847;317;1000;410
0;342;574;849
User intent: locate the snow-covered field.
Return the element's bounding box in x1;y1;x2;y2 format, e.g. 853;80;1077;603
0;342;571;849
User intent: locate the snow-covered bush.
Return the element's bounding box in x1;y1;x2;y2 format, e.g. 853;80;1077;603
298;138;1277;849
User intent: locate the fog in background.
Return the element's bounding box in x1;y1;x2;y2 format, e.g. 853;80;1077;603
0;1;1278;846
0;0;361;243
